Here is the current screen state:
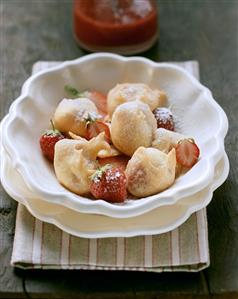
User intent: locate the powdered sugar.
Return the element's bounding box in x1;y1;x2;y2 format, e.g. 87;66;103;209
153;107;174;131
110;0;153;24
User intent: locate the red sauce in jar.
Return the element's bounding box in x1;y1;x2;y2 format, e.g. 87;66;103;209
73;0;158;54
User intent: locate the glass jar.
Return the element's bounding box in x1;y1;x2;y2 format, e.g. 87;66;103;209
73;0;158;55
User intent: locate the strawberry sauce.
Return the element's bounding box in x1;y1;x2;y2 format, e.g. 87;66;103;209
73;0;158;53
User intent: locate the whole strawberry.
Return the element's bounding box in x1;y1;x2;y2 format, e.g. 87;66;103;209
153;107;175;131
39;120;64;162
90;165;127;203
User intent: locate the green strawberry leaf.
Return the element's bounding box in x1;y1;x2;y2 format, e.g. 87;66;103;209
90;164;112;182
64;85;86;98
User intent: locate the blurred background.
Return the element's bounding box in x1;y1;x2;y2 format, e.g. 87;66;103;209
1;0;237;118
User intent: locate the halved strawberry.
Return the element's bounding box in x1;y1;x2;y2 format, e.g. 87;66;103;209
86;119;111;143
90;165;127;203
98;155;130;171
175;139;200;168
87;91;107;116
64;85;107;116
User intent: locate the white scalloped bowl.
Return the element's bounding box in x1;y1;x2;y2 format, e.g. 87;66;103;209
2;53;228;218
0;143;230;238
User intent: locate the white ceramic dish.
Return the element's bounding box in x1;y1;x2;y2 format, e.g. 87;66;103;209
1;53;228;218
0;144;229;238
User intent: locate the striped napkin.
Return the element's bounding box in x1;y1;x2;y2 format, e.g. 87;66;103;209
11;60;209;271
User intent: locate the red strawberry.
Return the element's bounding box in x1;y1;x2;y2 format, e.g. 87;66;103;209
87;91;107;116
98;155;130;171
85;114;111;143
153;107;175;131
90;165;127;203
39;120;64;162
64;85;107;116
175;139;200;168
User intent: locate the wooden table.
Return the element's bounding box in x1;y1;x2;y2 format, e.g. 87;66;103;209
1;0;237;298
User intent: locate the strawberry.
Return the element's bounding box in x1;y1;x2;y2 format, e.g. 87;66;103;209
85;114;111;143
64;85;107;116
90;165;127;203
98;155;129;171
87;91;107;116
175;138;200;168
153;107;175;131
39;120;64;162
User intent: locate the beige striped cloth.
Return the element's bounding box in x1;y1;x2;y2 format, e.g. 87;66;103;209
10;60;209;271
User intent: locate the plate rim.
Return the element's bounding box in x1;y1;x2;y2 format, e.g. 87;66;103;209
1;144;230;238
1;53;229;218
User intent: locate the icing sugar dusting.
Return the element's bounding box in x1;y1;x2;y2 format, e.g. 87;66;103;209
154;108;172;124
153;107;174;131
130;0;152;18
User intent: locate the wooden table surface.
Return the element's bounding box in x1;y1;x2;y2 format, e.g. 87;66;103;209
1;0;238;298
